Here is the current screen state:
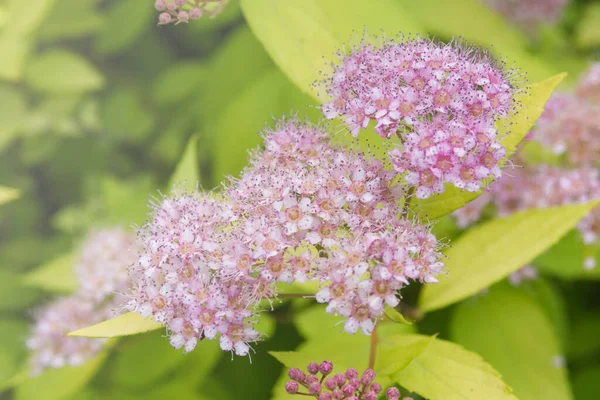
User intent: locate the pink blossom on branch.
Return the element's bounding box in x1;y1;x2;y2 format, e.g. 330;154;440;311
127;120;445;355
28;227;138;375
321;36;518;199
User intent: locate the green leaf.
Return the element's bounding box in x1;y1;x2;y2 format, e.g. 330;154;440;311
0;85;27;151
15;350;110;400
419;199;600;312
413;73;567;219
22;253;77;293
171;340;221;389
211;68;314;183
0;185;21;206
384;305;414;325
0;0;56;81
389;334;519;400
200;26;273;121
0;271;42;311
38;0;104;41
241;0;424;100
4;0;57;36
68;312;162;338
153;62;207;106
398;0;555;81
568;312;600;359
101;176;154;226
519;279;568;350
0;319;29;385
0;33;32;81
572;366;600;400
108;331;188;389
576;3;600;48
450;283;573;400
169;135;199;192
25;49;104;93
95;0;153;55
376;334;433;376
101;88;154;142
534;230;600;280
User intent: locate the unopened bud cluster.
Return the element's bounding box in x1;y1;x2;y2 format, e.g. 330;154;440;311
155;0;228;25
285;361;411;400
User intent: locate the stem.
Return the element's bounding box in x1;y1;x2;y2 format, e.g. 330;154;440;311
278;293;314;299
402;186;415;215
368;324;378;370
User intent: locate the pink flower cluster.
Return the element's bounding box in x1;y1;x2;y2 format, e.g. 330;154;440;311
484;0;567;28
576;63;600;104
454;163;600;267
285;361;411;400
27;227;137;375
533;94;600;167
321;37;516;199
127;193;262;355
127;120;444;355
508;265;538;286
454;165;600;227
155;0;228;25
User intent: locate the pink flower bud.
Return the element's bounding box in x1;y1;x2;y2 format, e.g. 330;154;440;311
334;373;346;387
288;368;304;381
158;12;171;24
285;381;299;394
308;382;322;394
370;382;382;393
364;391;378;400
190;7;202;19
342;384;355;397
345;367;358;379
154;0;167;11
386;387;401;400
361;368;376;385
177;10;189;23
307;361;319;374
324;377;337;391
319;360;334;375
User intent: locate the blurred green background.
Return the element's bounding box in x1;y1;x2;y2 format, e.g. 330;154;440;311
1;0;600;399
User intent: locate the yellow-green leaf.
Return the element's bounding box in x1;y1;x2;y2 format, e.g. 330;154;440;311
419;199;600;312
15;349;109;400
25;49;104;93
240;0;424;100
576;3;600;49
376;334;433;376
169;135;199;192
450;283;573;400
0;186;21;206
68;312;162;338
22;253;77;293
384;305;414;325
389;334;519;400
413;72;567;219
